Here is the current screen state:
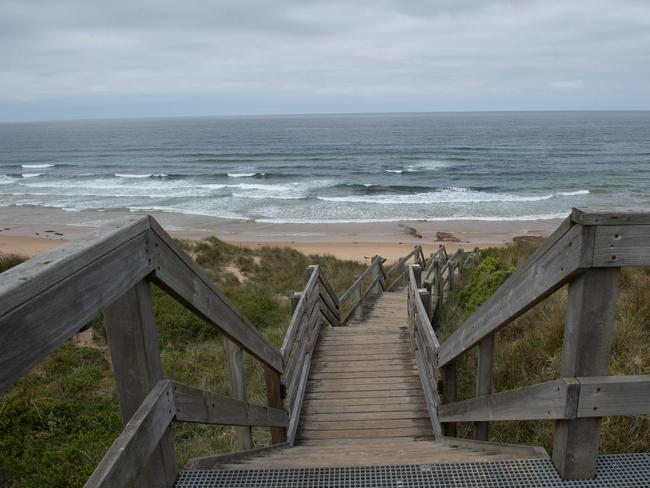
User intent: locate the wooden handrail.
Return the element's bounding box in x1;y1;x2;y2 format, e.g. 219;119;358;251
0;216;283;396
0;215;292;486
433;209;650;480
438;375;650;423
406;264;442;438
280;265;333;446
86;379;288;487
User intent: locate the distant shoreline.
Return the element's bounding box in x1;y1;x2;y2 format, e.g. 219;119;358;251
0;206;561;262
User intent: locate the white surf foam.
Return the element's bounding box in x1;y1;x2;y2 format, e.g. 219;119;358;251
0;175;17;185
558;190;590;196
21;173;42;178
22;164;55;169
317;187;554;205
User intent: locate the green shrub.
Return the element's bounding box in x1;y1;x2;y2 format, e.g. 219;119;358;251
457;256;515;312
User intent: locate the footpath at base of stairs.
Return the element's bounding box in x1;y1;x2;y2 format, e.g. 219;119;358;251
176;454;650;488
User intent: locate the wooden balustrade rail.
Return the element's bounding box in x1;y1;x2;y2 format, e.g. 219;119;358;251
279;246;425;444
0;216;288;487
434;208;650;480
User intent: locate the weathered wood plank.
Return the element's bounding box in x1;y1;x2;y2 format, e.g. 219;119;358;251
173;381;288;427
441;362;457;437
84;380;175;488
438;223;590;367
297;426;431;440
474;334;495;441
415;348;442;438
149;226;283;373
0;216;150;315
317;270;340;313
287;354;311;446
305;388;423;400
571;208;650;226
310;370;417;380
224;339;253;450
592;224;650;266
576;375;650;417
0;230;153;395
339;265;374;304
553;268;620;480
301;418;431;431
281;268;319;361
307;379;421;393
306;410;429;422
302;401;427;414
265;366;287;443
439;379;579;422
104;280;177;487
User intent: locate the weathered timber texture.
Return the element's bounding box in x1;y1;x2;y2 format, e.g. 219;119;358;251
173;381;288;427
439;379;579;422
0;227;153;394
553;267;620;480
576;375;650;417
224;339;253;450
438;223;590;367
104;280;177;487
84;380;175;488
473;335;495;441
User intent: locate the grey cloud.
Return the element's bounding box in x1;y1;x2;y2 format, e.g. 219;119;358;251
0;0;649;119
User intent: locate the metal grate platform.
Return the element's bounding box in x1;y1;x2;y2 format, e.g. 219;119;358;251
176;454;650;487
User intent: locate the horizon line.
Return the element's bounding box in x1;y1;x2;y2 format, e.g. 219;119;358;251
2;109;650;125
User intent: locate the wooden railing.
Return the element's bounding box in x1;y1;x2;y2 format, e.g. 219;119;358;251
406;246;480;440
0;216;288;488
434;209;650;480
280;265;340;445
384;246;426;292
279;246;425;444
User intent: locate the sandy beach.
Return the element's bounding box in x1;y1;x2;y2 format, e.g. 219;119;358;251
0;206;561;261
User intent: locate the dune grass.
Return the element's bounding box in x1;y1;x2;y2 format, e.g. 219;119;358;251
0;242;366;487
437;241;650;454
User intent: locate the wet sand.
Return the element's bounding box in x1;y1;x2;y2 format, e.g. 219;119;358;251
0;206;561;261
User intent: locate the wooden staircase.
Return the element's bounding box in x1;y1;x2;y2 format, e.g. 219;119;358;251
3;210;650;487
187;289;546;472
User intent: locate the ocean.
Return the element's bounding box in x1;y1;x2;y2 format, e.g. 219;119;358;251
0;111;649;223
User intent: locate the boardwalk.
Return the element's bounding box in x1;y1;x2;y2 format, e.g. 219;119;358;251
196;289;545;470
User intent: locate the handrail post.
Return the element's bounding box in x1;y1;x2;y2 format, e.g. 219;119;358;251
432;259;443;327
354;284;363;320
291;292;302;313
441;362;458;436
264;366;287;444
552;267;620;479
448;262;456;291
103;280;177;487
418;288;431;322
371;256;382;296
224;339;253;450
473;334;495;441
413;264;422;288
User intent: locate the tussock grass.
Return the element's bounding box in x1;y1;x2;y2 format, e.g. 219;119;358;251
0;239;366;487
438;242;650;454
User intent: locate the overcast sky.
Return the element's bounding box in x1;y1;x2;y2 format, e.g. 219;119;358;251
1;0;649;121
